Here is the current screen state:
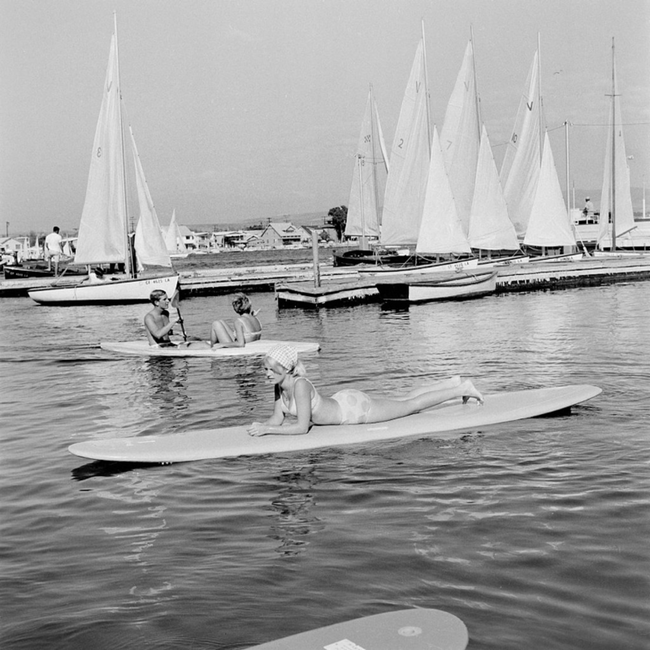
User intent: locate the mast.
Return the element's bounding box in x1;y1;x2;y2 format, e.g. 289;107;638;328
369;83;380;243
113;11;132;277
565;120;570;216
470;25;482;141
537;33;544;163
357;150;366;248
572;180;576;212
611;37;617;251
421;19;432;155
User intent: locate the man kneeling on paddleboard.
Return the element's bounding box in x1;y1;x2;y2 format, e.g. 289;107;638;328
248;344;483;437
144;290;182;347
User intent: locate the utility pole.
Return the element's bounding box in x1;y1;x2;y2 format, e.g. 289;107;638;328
5;222;8;237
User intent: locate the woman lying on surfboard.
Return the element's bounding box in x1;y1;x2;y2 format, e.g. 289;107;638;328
248;344;483;437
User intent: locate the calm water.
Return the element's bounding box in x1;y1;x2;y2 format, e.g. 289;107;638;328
1;280;649;650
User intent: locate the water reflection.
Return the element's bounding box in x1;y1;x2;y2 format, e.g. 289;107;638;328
94;470;176;611
71;460;161;481
268;465;321;556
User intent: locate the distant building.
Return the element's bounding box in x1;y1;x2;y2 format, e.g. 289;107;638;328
259;222;303;248
0;236;31;261
178;226;205;250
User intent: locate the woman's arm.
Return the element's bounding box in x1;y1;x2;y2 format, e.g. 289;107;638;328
216;319;247;348
248;380;313;436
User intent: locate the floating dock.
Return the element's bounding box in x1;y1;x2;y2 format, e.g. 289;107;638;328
275;254;650;307
0;263;358;298
3;254;650;302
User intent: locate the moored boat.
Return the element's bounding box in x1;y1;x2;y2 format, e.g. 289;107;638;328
358;255;478;278
28;14;177;306
29;274;178;305
4;261;86;280
332;248;411;267
377;269;497;304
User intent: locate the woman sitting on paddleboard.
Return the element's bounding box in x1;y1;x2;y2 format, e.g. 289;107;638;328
248;344;483;437
210;293;262;348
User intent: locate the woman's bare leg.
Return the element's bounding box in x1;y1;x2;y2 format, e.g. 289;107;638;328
397;376;462;400
210;320;234;346
366;379;483;423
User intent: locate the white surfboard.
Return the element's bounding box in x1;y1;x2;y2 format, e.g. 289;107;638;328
100;339;320;357
68;385;601;463
247;608;468;650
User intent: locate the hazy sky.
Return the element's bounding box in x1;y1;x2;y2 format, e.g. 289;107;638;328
1;0;649;234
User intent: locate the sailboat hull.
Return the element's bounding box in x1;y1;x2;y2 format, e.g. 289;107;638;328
377;270;497;304
359;257;478;278
28;274;178;305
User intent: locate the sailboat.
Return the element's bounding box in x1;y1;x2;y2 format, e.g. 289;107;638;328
500;46;542;239
467;124;522;255
524;131;577;252
333;86;394;266
362;33;478;279
439;36;481;235
29;16;178;305
376;125;495;303
499;38;581;260
596;37;636;252
379;37;431;249
164;209;189;259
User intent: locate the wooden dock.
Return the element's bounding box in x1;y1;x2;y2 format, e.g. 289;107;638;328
3;254;650;301
275;254;650;307
495;255;650;292
0;263;358;298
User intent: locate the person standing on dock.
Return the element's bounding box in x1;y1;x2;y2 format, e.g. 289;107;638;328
44;226;63;273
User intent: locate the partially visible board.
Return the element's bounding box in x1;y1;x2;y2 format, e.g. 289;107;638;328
247;608;468;650
100;339;320;357
68;385;602;463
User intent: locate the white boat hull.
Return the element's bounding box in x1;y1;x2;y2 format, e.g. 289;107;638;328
276;280;379;308
377;270;497;304
28;274;179;305
359;257;478;279
528;252;584;263
478;255;530;267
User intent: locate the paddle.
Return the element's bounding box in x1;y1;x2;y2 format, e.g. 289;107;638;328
170;290;188;342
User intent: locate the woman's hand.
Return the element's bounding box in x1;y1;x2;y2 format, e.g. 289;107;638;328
248;422;268;437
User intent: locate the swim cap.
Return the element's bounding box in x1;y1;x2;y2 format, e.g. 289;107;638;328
266;344;298;371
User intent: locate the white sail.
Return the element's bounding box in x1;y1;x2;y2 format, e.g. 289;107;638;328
380;40;431;247
28;15;177;305
416;126;471;255
468;124;520;250
598;44;636;246
345;86;389;240
164;209;187;254
500;49;541;237
440;39;481;233
131;127;172;269
74;33;128;266
524;132;576;247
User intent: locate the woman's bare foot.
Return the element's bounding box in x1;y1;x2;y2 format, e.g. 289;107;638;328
461;380;483;404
